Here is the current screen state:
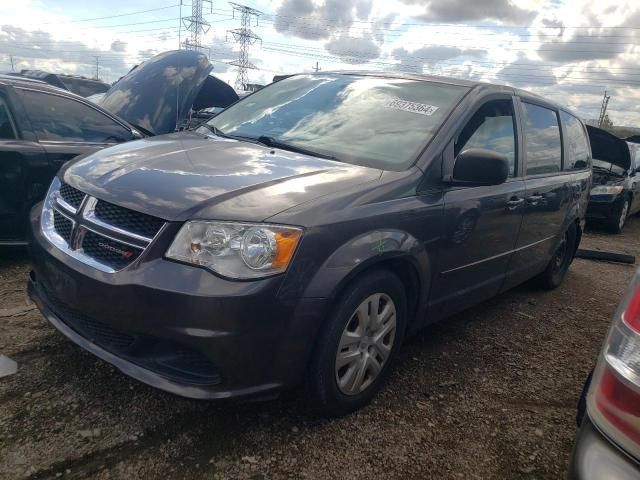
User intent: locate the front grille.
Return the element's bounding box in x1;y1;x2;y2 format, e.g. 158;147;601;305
45;180;166;273
94;201;164;239
81;230;143;270
59;182;85;209
53;211;73;242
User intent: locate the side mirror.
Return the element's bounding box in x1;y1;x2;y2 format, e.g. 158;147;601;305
574;160;588;169
452;148;509;186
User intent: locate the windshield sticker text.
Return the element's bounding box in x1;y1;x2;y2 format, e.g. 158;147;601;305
385;97;440;116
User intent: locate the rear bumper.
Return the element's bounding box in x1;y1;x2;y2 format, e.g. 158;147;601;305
28;206;328;400
569;416;640;479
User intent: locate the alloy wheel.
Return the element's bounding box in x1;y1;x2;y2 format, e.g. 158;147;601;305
335;293;397;396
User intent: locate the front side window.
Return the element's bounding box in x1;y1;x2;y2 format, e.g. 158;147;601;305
454;99;516;177
0;98;16;139
204;74;469;170
522;102;562;175
560;111;590;170
17;89;133;143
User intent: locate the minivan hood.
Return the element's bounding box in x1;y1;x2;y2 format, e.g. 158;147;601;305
587;125;631;171
100;50;238;135
61;132;382;222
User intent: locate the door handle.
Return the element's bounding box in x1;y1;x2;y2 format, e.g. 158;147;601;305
527;194;543;204
506;197;525;210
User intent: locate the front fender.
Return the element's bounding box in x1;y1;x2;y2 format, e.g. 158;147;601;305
302;229;432;307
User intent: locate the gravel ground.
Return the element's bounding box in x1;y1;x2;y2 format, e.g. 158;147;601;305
1;217;639;480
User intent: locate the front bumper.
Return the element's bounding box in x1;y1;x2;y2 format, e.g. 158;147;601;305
28;206;327;400
586;194;624;220
569;416;640;479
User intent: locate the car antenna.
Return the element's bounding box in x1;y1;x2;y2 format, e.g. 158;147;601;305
175;82;180;132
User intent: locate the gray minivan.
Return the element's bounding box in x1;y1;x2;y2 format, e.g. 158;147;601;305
28;73;592;416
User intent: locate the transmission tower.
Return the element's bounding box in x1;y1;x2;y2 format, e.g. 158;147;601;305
181;0;213;52
597;90;611;128
227;2;262;91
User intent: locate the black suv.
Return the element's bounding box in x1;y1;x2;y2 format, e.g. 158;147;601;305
0;50;238;244
0;75;141;244
28;73;591;416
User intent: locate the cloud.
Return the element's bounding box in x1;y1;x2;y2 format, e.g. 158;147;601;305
273;0;355;40
392;45;487;73
208;36;238;74
536;30;632;63
325;33;381;64
399;0;536;24
110;40;126;52
0;25;129;79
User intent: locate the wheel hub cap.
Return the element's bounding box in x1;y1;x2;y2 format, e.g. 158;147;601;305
335;293;397;396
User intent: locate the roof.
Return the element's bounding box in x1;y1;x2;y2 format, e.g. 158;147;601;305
286;71;570;113
0;74;91;99
314;70;480;88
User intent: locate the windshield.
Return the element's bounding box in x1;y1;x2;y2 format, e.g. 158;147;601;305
204;74;468;170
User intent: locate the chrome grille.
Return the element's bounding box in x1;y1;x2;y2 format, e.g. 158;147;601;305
94;201;164;239
41;178;165;273
81;230;144;270
59;182;86;210
53;211;73;242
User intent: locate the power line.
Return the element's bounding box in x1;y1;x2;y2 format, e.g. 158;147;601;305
227;2;262;90
38;4;180;25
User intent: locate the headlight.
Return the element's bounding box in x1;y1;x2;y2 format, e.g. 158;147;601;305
591;185;624;195
166;221;303;279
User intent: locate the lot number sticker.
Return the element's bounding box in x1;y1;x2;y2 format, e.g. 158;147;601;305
385;97;440;116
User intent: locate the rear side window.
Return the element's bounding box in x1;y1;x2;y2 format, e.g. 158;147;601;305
17;89;133;143
455;99;516;177
0;97;16;139
560;111;590;170
522;102;562;175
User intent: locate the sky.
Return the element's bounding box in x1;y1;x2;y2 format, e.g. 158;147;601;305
1;0;639;126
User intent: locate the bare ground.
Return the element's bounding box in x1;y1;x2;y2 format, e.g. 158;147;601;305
1;217;639;480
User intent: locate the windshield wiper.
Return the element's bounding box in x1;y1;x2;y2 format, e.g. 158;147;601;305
254;135;338;160
128;122;154;137
199;124;236;139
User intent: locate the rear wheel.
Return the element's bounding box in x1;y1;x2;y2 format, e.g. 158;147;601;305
535;224;577;290
305;269;406;417
606;197;629;234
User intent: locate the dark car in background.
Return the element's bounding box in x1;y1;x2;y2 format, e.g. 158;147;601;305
0;75;142;245
28;72;591;416
570;269;640;480
0;50;238;244
586;125;640;233
6;70;111;98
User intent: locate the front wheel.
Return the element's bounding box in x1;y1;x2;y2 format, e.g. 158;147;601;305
305;269;407;417
535;224;577;290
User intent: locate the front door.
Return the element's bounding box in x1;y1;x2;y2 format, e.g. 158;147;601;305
0;95;48;243
430;98;526;318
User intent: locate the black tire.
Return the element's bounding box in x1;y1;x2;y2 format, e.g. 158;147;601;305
535;224;577;290
305;269;407;417
605;197;630;234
